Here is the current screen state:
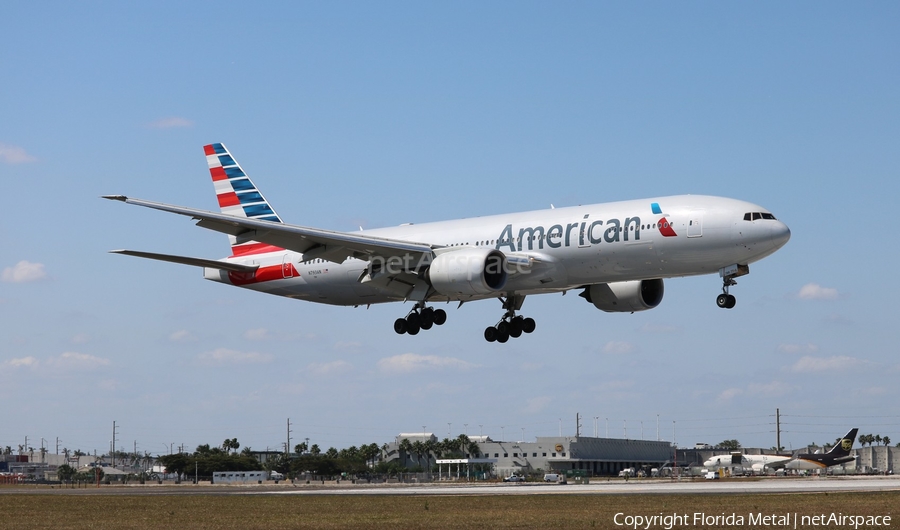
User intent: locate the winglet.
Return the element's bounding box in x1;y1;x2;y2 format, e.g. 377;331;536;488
102;195;128;202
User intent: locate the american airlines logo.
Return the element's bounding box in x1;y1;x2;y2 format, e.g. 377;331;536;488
494;211;676;253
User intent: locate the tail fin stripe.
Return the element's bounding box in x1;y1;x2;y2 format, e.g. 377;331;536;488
209;166;228;181
217;192;240;208
229;179;255;192
243;204;276;217
236;191;264;204
218;154;237;166
224;166;246;179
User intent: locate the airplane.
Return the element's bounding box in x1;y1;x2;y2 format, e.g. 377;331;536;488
104;143;791;343
703;428;858;473
703;452;792;473
784;428;858;471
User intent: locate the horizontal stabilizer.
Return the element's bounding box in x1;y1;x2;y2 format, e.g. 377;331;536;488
110;250;259;273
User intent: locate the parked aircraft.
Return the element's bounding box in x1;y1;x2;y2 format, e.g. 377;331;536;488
703;452;792;472
703;428;858;473
105;143;791;342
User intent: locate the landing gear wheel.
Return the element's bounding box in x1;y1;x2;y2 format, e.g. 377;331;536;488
725;294;736;309
484;326;497;342
497;321;509;335
510;316;524;336
716;294;729;308
406;312;421;328
522;317;536;334
496;330;510;343
393;318;408;334
406;323;420;335
433;309;447;326
420;307;434;324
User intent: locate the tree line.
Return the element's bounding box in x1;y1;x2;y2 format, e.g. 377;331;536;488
152;434;484;478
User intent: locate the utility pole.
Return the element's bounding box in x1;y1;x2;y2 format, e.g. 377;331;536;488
56;437;60;455
576;413;580;437
286;418;292;455
112;421;118;468
657;414;660;442
776;408;781;452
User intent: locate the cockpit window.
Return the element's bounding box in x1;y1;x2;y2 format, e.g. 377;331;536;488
744;212;778;221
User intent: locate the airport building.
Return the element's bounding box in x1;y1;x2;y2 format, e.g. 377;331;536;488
382;433;674;477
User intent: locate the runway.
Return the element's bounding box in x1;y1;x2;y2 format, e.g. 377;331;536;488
3;476;898;496
255;476;900;496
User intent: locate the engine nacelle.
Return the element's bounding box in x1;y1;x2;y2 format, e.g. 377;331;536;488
426;248;507;296
582;279;664;313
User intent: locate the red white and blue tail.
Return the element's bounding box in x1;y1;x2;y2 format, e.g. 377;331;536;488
204;143;283;256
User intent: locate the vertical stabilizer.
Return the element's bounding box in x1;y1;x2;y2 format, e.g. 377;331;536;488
827;428;858;456
203;143;283;256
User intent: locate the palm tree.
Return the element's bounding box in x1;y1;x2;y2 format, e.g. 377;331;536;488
399;439;412;466
412;441;425;468
882;436;890;446
875;435;882;446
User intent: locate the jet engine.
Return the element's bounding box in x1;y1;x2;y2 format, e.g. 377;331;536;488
426;248;507;296
581;279;664;312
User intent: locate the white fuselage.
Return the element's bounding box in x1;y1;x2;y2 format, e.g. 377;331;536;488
203;195;790;306
704;453;792;471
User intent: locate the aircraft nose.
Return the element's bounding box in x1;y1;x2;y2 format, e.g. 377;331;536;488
770;221;791;250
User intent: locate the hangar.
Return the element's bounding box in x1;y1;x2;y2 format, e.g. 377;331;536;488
383;433;673;477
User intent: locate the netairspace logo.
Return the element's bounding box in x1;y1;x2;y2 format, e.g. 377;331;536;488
613;512;892;529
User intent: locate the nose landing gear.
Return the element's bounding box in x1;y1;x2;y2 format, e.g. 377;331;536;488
716;279;737;309
394;303;447;335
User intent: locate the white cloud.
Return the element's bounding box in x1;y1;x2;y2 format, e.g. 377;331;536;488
523;396;552;414
147;116;193;129
306;360;352;375
717;387;743;401
5;356;39;368
790;355;865;373
0;142;36;164
2;261;47;283
169;329;196;342
377;353;475;374
198;348;273;365
48;352;111;369
243;328;270;340
602;341;636;355
333;340;363;352
777;343;819;354
797;283;839;300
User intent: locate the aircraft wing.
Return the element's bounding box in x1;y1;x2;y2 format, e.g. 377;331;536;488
103;196;435;264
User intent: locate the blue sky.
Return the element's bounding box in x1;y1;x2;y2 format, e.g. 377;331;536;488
2;2;899;456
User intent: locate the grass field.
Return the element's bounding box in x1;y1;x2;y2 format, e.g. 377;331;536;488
1;490;897;529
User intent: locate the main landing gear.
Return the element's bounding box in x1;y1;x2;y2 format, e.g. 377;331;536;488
484;295;536;343
716;278;737;309
393;303;447;336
